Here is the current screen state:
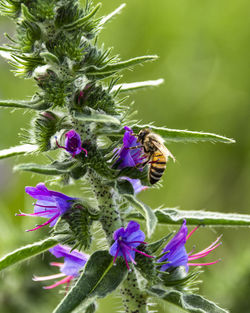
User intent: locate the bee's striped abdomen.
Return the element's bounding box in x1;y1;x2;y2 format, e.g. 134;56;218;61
149;152;166;184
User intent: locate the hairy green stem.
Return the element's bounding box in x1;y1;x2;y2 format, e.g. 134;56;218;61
120;270;148;313
87;168;149;312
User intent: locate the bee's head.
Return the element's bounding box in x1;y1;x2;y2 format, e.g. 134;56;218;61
137;128;151;142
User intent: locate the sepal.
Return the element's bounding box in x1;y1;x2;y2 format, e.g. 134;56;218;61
158;266;203;292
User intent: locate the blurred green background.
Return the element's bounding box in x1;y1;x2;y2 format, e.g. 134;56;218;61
0;0;249;312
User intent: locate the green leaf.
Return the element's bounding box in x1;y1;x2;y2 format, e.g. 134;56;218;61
14;163;69;175
133;125;235;144
63;3;102;31
99;3;126;28
0;99;48;110
0;237;58;272
111;79;164;93
86;55;158;78
53;251;127;313
124;194;157;237
154;208;250;226
0;144;38;159
150;289;228;313
103;125;235;144
73;111;121;126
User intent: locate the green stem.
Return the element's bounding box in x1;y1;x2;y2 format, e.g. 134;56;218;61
87;168;149;312
120;270;148;313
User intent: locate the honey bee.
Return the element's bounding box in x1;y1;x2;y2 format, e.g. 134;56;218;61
137;128;175;184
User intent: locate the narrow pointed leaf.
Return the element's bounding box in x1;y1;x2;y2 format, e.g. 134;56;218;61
0;99;48;110
124;194;157;237
63;3;101;31
99;3;126;28
133;125;235;144
14;163;69;175
103;125;235;144
0;144;38;159
111;79;164;93
0;237;58;272
150;288;228;313
53;251;127;313
86;55;158;78
74;112;120;126
154;208;250;226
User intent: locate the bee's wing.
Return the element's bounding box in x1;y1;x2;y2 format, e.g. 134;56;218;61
151;138;176;162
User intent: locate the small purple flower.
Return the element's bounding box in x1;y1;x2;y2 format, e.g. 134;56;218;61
113;126;146;169
120;177;148;194
109;221;154;269
33;244;89;290
158;220;222;273
16;183;76;232
56;129;87;157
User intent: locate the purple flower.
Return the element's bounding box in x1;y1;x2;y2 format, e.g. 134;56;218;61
16;183;76;232
56;129;87;157
120;177;148;194
109;221;154;269
113;126;146;169
158;220;222;273
33;244;89;290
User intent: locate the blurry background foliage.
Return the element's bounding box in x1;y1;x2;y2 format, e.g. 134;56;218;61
0;0;249;312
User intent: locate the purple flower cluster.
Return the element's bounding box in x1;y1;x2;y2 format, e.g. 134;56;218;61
110;221;153;269
56;129;87;158
158;220;221;273
113;126;146;169
33;244;89;289
17;183;75;231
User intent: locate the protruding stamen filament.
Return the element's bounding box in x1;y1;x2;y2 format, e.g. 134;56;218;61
34;204;57;208
186;225;200;240
26;212;60;232
131;248;154;258
33;273;65;281
188;242;222;260
43;275;73;290
17;209;58;217
50;262;64;267
113;246;120;264
188;259;221;267
121;247;129;269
